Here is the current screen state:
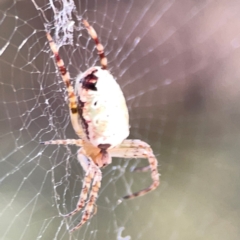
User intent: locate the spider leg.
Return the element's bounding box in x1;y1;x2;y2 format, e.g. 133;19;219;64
132;165;151;172
46;33;83;138
41;139;83;146
109;140;150;172
69;154;102;232
59;149;101;232
61;150;93;219
83;19;107;69
110;139;160;200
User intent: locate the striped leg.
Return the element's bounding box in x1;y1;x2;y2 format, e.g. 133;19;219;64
69;171;101;232
41;139;83;146
61;149;95;220
46;33;83;138
69;153;102;232
110;139;160;201
83;19;107;69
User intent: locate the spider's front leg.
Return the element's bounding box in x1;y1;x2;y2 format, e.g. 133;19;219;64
46;32;84;139
64;149;102;233
110;139;160;201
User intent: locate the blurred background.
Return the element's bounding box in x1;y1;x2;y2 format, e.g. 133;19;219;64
0;0;240;239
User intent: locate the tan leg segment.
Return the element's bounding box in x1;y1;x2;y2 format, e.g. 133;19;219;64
110;139;160;200
69;164;102;232
83;20;107;69
46;33;84;138
41;139;83;146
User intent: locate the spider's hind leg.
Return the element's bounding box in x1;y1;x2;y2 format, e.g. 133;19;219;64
131;165;151;172
110;139;160;201
67;150;102;232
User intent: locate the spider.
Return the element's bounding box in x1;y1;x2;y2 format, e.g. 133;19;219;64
43;19;160;233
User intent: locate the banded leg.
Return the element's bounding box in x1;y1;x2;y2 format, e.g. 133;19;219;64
57;149;102;232
110;139;160;200
62;150;96;219
111;140;151;172
41;139;83;146
70;166;102;233
83;19;107;69
62;169;92;218
46;33;83;138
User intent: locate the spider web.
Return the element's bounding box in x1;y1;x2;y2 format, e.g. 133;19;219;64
1;0;240;239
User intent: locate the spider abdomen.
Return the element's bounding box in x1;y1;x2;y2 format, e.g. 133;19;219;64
76;66;129;148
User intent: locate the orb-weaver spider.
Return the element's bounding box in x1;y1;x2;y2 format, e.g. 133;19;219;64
43;19;160;232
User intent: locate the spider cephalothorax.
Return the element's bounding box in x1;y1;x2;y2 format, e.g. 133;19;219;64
44;19;160;233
